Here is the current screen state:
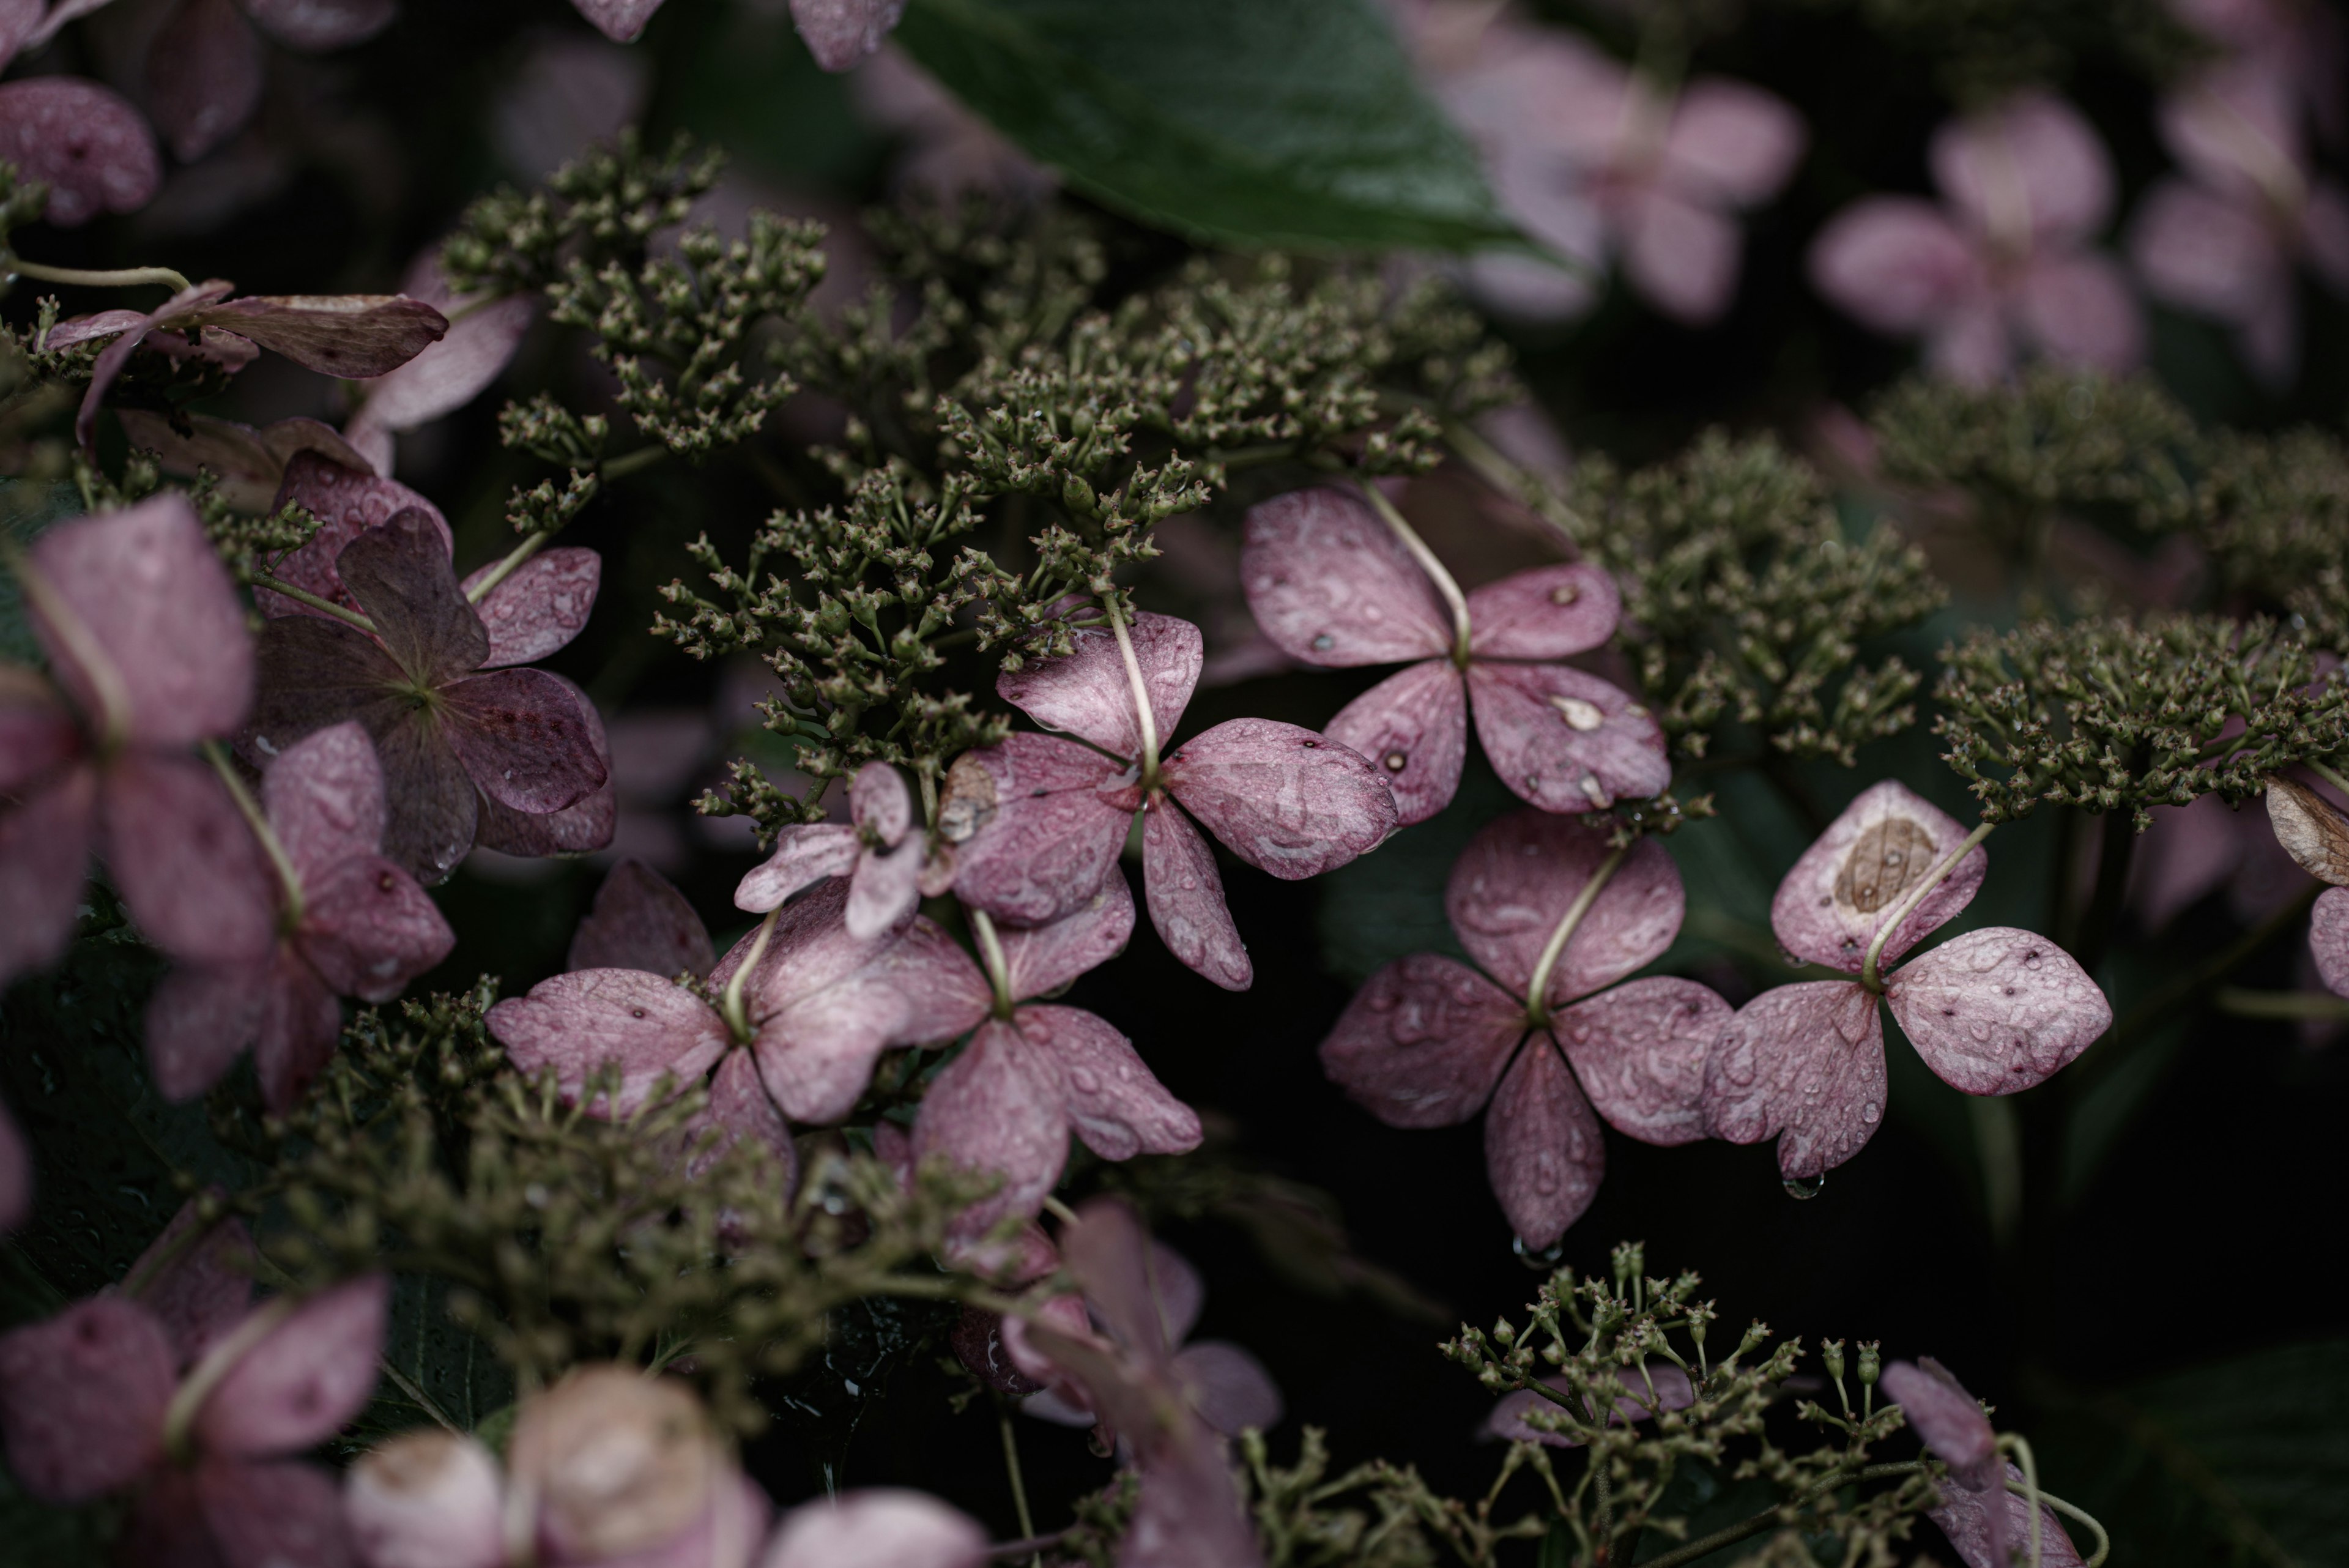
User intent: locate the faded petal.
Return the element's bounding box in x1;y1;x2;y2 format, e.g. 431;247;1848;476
1701;980;1886;1180
351;284;532;434
1483;1039;1605;1250
912;1017;1071;1234
1320;954;1524;1128
118;411;376;507
570;859;716;976
198;1456;360;1568
460;548;600;669
1239;487;1452;667
1770;779;1985;973
847;838;924;938
261;455;450;621
1466;662;1670;814
1928;1463;2087;1568
440;667;608;813
186;295;448;381
761;1489;987;1568
263;721;387;882
336;510;489;682
2016;251;2143;373
1660;78;1805;207
1552;977;1731;1146
2129;179;2280;324
0;677;78;793
146;0;264;163
749;918;988;1123
130;1199;259;1369
1173;1342;1283;1436
195;1274;389;1456
996;868;1135;1001
0;1296;176;1502
298;851;455;1002
100;752;276;967
2265;775;2349;885
240;0;396;50
789;0;907;72
2313;887;2349;996
736;825;861;912
1026;1004;1200;1162
1885;928;2109;1095
0;765;97;987
1144;1242;1204;1346
1464;564;1620;660
1445;809;1684;1008
850;760;914;845
1486;1365;1695;1447
569;0;664;42
143;960;270;1102
1621;189;1742;324
1881;1358;1997;1488
940;735;1132;926
1143;798;1251;991
346;1431;506;1568
0;79;161;226
998;611;1201;760
488;970;729;1115
1162;718;1398;879
1324;658;1468;828
1932;91;2115;243
1809;198;1979;335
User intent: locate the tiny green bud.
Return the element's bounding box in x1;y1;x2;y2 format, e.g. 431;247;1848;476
1062;473;1097;517
1822;1339;1846;1381
1492;1319;1516;1347
1858;1341;1881;1386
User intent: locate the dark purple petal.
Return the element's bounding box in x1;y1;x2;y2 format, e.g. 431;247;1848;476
253;948;346;1112
1771;780;1986;973
460;548;601;669
763;1490;988;1568
195;1274;388;1456
0;676;80;794
1465;662;1670;814
1486;1365;1695;1447
297;852;455;1001
0;1096;26;1233
488;970;729;1116
790;0;906;70
99;752;276;967
0;0;39;72
997;611;1201;760
0;1296;175;1502
996;868;1135;1001
850;759;913;845
469;669;615;863
0;79;161;226
247;614;407;761
370;710;480;886
1239;488;1452;666
1161;718;1398;879
568;0;663;41
1701;980;1885;1180
941;734;1132;926
2314;886;2349;997
1885;929;2107;1095
1320;954;1524;1128
262;720;386;883
1445;808;1684;1007
28;492;254;748
847;838;924;939
1882;1358;1998;1488
199;1455;361;1568
1173;1342;1282;1436
570;859;715;976
260;455;450;622
1551;976;1730;1146
2265;774;2349;886
351;287;531;434
146;0;264;163
182;295;448;380
1324;658;1468;828
345;1432;505;1568
1484;1039;1605;1249
736;824;861;912
0;765;97;986
439;667;607;814
911;1017;1070;1235
144;960;271;1102
335;510;488;682
1024;1003;1200;1161
1465;564;1620;660
1928;1463;2085;1568
239;0;396;50
1143;798;1251;990
128;1198;259;1369
72;281;237;455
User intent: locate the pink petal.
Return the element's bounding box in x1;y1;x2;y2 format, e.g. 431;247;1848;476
1320;954;1526;1128
1466;663;1670;814
1660;78;1806;207
1483;1039;1605;1249
683;1046;796;1187
253;949;346;1112
1239;488;1452;667
1056;1197;1171;1364
996;868;1135;1001
0;1096;25;1233
261;455;451;622
346;1432;506;1568
735;824;861;912
1446;808;1684;1007
911;1017;1071;1234
184;295;449;381
1324;658;1469;828
0;0;37;67
1932;92;2115;243
1621;189;1742;324
847;839;924;938
488;969;729;1115
1701;980;1885;1179
439;667;608;814
1486;1365;1695;1447
998;611;1201;760
335;510;488;682
1144;1241;1203;1345
472;773;615;860
851;760;913;844
198;1455;360;1568
2128;178;2282;324
263;721;387;882
1142;798;1252;990
1885;928;2110;1095
708;876;880;1002
146;0;264;163
1161;718;1398;879
2159;62;2300;202
350;288;532;435
128;1198;259;1369
1809;198;1980;334
1882;1358;1997;1490
570;859;715;976
239;0;395;48
2132;793;2244;930
1025;1003;1200;1161
568;0;663;42
2016;251;2143;372
1173;1342;1282;1436
0;79;161;226
749;917;989;1123
1928;1463;2086;1568
0;679;78;794
195;1275;388;1455
297;851;455;1001
941;734;1134;926
100;752;276;967
0;1296;176;1501
459;548;599;669
2313;887;2349;996
0;765;97;987
1464;564;1619;660
143;960;271;1102
790;0;907;71
28;492;254;748
1768;779;1986;973
763;1489;987;1568
1551;976;1730;1146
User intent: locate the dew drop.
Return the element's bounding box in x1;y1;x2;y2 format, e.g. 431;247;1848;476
1384;751;1408;772
1547;694;1605;731
1783;1173;1826;1200
1312;633;1335;651
1181;876;1198;891
1513;1235;1567;1271
1549;582;1580;606
1860;1101;1880;1124
1069;1068;1101;1093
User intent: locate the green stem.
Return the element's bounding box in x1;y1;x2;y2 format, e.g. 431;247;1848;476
253;574;377;634
1441;417;1585;546
1524;845;1631;1027
2071;809;2136;980
970;908;1015;1020
7;257;194;295
2000;1433;2045;1568
1104;596;1161;787
1635;1462;1929;1568
721;907;782;1044
2017;1480;2110;1568
1860;822;1997;993
464;529;553;604
2215;986;2349;1019
2304;759;2349;800
1357;477;1472;667
602;444;667;480
202;741;303;926
161;1296;296;1463
998;1408;1040;1567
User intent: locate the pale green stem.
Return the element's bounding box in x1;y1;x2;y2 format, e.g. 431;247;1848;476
970;907;1015;1020
7;258;194;295
602;444;667;480
1969;1094;2023;1248
1104;597;1161;787
1523;844;1630;1027
1440;418;1588;546
721;907;783;1044
1859;821;1997;993
464;529;553;604
202;740;303;926
1356;477;1472;667
252;573;377;634
2304;759;2349;800
2000;1433;2045;1568
2012;1475;2110;1568
1041;1195;1080;1227
162;1296;296;1463
998;1408;1041;1568
2216;987;2349;1020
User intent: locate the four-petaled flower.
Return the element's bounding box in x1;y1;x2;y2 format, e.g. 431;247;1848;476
738;760;941;938
1322;808;1731;1248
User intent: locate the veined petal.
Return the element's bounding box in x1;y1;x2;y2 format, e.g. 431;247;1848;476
941;735;1132;926
297;851;455;1002
681;1047;796;1189
1885;929;2109;1095
1142;799;1251;991
737;825;861;912
1483;1040;1605;1250
261;455;450;621
998;611;1201;759
337;510;489;683
368;710;481;886
461;548;600;669
1464;564;1620;660
1324;658;1468;828
1445;808;1683;1007
195;1275;389;1456
1239;487;1452;667
439;667;608;814
0;1296;176;1502
1320;954;1524;1128
1161;718;1397;880
751;918;989;1123
182;294;448;380
488;970;729;1115
911;1018;1071;1235
1552;977;1731;1146
2265;775;2349;885
1927;1463;2086;1568
1701;980;1886;1180
1770;779;1985;973
570;859;716;977
1023;1004;1200;1162
1466;663;1669;814
998;869;1135;1002
100;752;276;967
246;613;407;767
262;721;387;883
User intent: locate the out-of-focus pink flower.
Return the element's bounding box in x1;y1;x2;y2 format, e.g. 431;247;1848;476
2;494;276;987
146;721;454;1112
853;45;1054;203
2169;0;2345;146
343;247;536;476
1419;18;1803;324
492;31;651;182
1811;92;2141;384
0;1198;385;1562
738;761;939;939
792;0;904;70
762;1489;989;1568
2129;59;2349;386
1486;1363;1694;1445
942;608;1397;992
1702;782;2110;1181
1928;1462;2087;1568
0;78;161;226
1323;808;1727;1247
1242;486;1666;828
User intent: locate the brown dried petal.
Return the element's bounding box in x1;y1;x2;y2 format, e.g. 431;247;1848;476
488;969;729;1116
1240;487;1452;667
182;294;448;379
997;611;1201;762
2264;775;2349;886
99;751;276;967
194;1274;388;1456
1465;661;1670;814
1142;798;1251;990
1701;980;1887;1180
0;1296;176;1502
1320;954;1524;1128
439;667;607;814
1885;929;2109;1096
570;859;715;976
1161;718;1398;880
1483;1039;1605;1249
335;509;488;682
72;281;237;454
1324;658;1468;828
460;548;601;669
1771;780;1985;973
1464;563;1620;660
146;0;264;163
0;79;161;226
1446;808;1684;1008
1551;976;1729;1146
943;735;1132;926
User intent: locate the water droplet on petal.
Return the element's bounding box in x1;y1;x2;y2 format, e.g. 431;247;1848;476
1861;1101;1880;1123
1549;582;1580;606
1312;633;1335;651
1513;1235;1567;1270
1783;1173;1826;1200
1384;751;1408;772
1547;695;1605;731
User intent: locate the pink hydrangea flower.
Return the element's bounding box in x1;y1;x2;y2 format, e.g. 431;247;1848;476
2128;59;2349;385
737;760;941;939
941;608;1396;990
0;78;161;226
764;1490;990;1568
2;493;276;986
146;721;455;1112
1486;1364;1695;1446
1241;486;1667;828
1321;808;1729;1248
1810;92;2142;384
0;1198;387;1563
1702;782;2110;1181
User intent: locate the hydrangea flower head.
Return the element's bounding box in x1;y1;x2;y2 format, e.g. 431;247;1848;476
737;760;939;939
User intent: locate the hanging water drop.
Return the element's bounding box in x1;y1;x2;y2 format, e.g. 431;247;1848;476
1513;1234;1567;1271
1783;1173;1826;1200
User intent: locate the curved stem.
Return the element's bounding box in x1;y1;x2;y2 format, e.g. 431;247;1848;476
1441;418;1587;547
721;907;783;1044
6;258;195;295
202;741;303;927
1356;477;1472;667
2015;1479;2110;1568
1859;822;1996;993
970;907;1015;1020
1103;596;1161;788
252;574;377;635
2215;986;2349;1020
2000;1433;2045;1568
162;1296;296;1463
601;444;667;480
1524;845;1630;1027
1635;1462;1928;1568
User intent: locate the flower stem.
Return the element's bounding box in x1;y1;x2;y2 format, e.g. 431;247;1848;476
1859;821;1996;993
2305;759;2349;800
6;257;195;295
2000;1433;2046;1568
1356;477;1473;667
253;573;377;634
202;740;303;927
1524;844;1630;1027
1103;595;1161;787
998;1406;1041;1567
2215;986;2349;1019
602;444;667;480
1440;417;1587;546
970;907;1015;1020
464;529;552;604
161;1295;297;1463
721;907;782;1044
2016;1476;2111;1568
2;541;135;753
